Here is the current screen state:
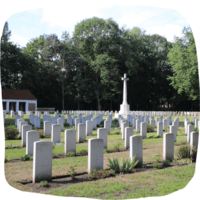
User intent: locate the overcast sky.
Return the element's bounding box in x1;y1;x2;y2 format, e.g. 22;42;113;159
0;3;192;48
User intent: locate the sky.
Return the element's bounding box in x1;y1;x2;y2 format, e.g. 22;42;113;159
1;1;200;200
0;3;191;48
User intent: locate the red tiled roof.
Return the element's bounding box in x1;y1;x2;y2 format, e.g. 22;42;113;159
2;89;37;100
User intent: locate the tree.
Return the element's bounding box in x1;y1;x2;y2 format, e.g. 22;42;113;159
73;17;123;110
168;26;199;109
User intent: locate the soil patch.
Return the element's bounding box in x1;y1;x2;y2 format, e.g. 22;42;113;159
19;162;186;193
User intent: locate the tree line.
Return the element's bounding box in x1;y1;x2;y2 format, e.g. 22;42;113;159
1;17;199;111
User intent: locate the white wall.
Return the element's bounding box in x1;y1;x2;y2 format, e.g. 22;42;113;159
2;99;37;113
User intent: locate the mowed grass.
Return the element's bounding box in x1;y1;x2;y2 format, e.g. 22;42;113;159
48;164;196;199
4;114;198;199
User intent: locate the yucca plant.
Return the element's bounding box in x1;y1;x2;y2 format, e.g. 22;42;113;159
120;156;139;173
107;158;120;174
108;156;139;174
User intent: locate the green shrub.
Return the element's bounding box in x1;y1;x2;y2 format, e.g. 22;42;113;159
111;119;119;127
152;162;162;169
113;142;122;151
191;121;194;125
108;156;139;174
20;155;31;161
152;154;161;162
68;166;76;180
108;158;120;174
64;123;70;128
39;180;49;187
67;151;76;157
194;127;199;132
177;146;190;159
115;131;120;135
153;135;163;139
8;143;14;149
5;127;18;140
161;159;170;167
120;156;139;173
88;169;115;180
79;150;88;156
147;123;153;132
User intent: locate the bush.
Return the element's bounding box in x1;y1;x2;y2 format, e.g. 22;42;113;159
39;130;45;138
120;157;139;173
64;123;70;128
147;123;153;132
88;169;115;180
191;121;194;126
107;158;120;174
68;166;76;180
112;119;119;127
8;143;14;149
5;127;18;140
20;155;31;161
67;151;76;157
113;142;122;151
39;180;49;187
79;150;88;156
178;146;190;159
108;156;139;174
161;159;170;167
153;162;162;169
194;127;199;132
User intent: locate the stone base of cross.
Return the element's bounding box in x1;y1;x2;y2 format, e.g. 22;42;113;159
118;73;130;119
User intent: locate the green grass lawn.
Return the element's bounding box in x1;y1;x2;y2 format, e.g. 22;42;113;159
4;114;198;199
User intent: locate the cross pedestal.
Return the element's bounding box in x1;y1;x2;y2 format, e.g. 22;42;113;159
118;73;130;119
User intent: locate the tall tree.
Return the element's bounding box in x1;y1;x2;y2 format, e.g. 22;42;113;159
73;17;123;110
168;26;199;109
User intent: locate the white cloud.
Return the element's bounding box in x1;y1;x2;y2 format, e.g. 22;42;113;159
9;34;30;47
145;24;183;42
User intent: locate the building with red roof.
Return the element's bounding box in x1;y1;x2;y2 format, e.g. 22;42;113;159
2;89;37;113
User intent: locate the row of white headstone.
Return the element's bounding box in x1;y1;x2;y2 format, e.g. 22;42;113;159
32;126;199;183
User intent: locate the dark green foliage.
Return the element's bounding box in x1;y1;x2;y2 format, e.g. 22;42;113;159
161;160;171;167
111;119;119;127
5;127;18;140
1;21;198;111
64;123;70;128
177;146;191;159
79;150;88;156
194;127;199;132
147;123;153;132
39;130;45;138
20;155;31;161
191;121;194;126
88;169;115;180
67;152;76;157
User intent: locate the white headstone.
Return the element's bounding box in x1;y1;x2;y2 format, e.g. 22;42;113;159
33;141;53;183
140;122;147;139
130;135;143;167
65;129;76;154
26;130;40;156
78;123;86;143
51;124;61;144
97;128;107;149
125;127;133;149
44;121;52;136
21;125;32;147
163;133;174;160
88;138;104;173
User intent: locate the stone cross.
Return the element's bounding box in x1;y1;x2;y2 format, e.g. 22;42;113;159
121;73;129;105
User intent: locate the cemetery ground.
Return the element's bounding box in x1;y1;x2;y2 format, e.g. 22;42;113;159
4;114;197;199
